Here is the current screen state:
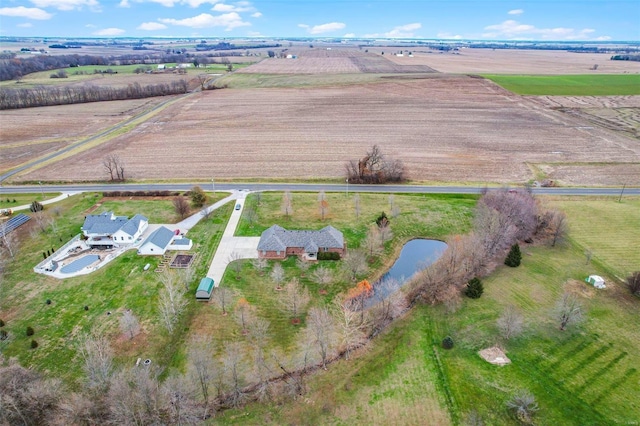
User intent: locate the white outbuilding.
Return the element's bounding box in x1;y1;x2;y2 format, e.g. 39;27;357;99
586;275;606;289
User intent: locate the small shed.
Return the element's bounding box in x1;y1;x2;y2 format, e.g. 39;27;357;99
196;277;215;300
586;275;606;289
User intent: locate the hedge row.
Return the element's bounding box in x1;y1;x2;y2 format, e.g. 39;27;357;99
318;251;341;261
102;190;183;197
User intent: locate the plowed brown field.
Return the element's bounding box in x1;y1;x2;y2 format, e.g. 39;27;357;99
10;75;639;185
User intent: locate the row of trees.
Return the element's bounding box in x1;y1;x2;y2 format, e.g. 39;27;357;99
0;80;188;110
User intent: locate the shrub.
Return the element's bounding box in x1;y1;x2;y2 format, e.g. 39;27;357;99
0;319;4;327
376;211;389;228
0;330;8;340
30;200;44;212
26;326;34;336
626;271;640;297
465;277;484;299
30;340;39;349
84;305;89;311
318;251;340;261
506;390;538;424
442;336;454;349
504;243;522;267
190;185;207;208
46;299;51;305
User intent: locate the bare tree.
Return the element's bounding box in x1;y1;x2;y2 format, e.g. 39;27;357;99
0;222;18;259
280;278;311;323
311;265;334;288
554;292;584;331
158;271;188;333
32;210;50;233
281;191;293;218
228;251;244;280
177;265;195;292
549;210;569;247
187;337;217;418
341;249;368;282
161;374;199;425
362;225;383;258
306;307;337;369
119;310;140;340
173;196;190;219
332;300;369;360
247;318;273;402
234;298;255;334
353;193;361;219
78;333;113;392
108;366;162;425
270;262;285;289
369;278;406;335
497;305;524;340
318;191;329;220
222;341;247;407
296;257;310;276
213;286;234;316
626;271;640;297
103;154;125;181
252;257;268;275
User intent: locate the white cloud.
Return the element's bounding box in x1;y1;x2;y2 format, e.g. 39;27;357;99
93;27;126;36
365;23;421;38
138;21;168;30
508;9;524;15
159;12;250;30
251;11;261;18
119;0;130;7
437;32;463;39
18;22;34;27
30;0;99;11
0;6;52;20
143;0;219;7
85;23;96;27
299;22;346;35
483;19;607;40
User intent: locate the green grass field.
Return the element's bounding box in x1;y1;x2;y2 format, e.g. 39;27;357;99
482;74;640;96
0;192;60;209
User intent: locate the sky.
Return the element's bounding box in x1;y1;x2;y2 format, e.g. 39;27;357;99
0;0;638;41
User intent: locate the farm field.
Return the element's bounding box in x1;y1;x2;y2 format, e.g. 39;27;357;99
9;74;639;186
0;97;169;173
383;48;640;74
483;74;640;96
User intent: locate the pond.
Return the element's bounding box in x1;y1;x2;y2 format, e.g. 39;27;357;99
370;239;447;302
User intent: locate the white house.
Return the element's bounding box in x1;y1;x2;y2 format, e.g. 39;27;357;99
138;226;192;256
81;212;148;248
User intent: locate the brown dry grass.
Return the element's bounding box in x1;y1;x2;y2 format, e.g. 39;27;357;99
11;75;639;185
382;48;640;74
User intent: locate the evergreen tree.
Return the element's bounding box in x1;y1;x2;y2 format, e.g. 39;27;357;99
442;336;454;349
465;277;484;299
505;243;522;267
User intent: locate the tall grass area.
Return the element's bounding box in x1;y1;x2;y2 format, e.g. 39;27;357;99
0;193;232;385
482;74;640;96
215;195;640;425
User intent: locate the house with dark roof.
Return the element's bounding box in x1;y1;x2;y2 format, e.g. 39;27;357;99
137;226;192;256
257;225;345;260
81;212;148;248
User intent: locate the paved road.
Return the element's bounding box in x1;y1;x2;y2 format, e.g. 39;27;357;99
1;182;638;196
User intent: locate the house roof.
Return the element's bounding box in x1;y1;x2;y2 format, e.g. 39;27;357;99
257;225;343;252
171;237;192;246
82;212;128;235
144;226;175;250
82;212;148;237
120;214;148;236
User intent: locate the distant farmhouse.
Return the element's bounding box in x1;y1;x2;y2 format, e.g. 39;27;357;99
257;225;345;260
81;212;148;249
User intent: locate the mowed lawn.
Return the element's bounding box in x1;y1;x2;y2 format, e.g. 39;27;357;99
482;74;640;95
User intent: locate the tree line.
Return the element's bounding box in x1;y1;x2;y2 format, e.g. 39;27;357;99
0;80;188;110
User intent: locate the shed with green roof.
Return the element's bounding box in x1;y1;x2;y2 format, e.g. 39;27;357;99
196;277;215;300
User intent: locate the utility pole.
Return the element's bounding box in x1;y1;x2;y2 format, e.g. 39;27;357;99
618;183;626;203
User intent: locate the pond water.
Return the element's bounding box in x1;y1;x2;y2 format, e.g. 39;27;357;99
371;239;447;302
